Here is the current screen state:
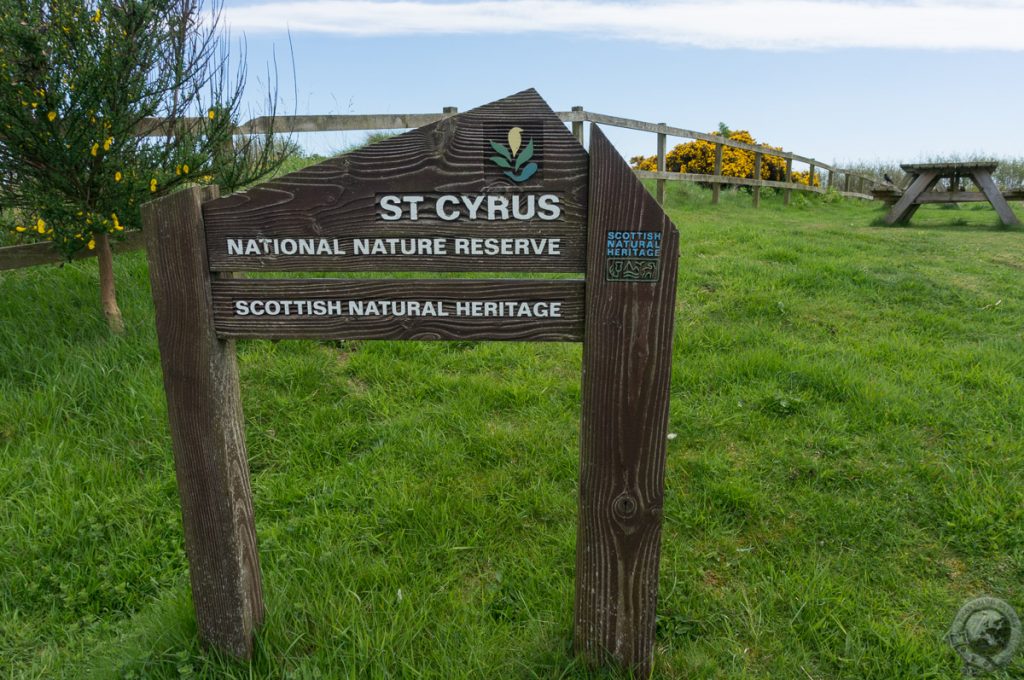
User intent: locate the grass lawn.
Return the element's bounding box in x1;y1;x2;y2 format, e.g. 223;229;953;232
1;184;1022;678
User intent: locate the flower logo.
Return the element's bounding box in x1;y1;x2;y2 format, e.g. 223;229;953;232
489;126;537;183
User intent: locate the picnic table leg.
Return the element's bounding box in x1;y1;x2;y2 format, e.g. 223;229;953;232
970;170;1021;226
884;171;940;225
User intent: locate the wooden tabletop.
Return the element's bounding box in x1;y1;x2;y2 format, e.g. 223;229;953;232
900;161;999;173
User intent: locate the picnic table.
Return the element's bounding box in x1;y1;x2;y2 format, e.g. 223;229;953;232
882;161;1021;227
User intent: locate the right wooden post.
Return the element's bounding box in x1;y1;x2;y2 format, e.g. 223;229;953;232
575;125;679;677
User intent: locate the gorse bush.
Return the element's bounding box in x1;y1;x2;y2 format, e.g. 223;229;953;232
0;0;286;330
632;128;820;186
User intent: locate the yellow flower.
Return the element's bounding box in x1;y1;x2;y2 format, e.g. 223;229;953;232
92;8;101;22
15;225;26;232
175;164;181;176
36;218;46;234
112;213;123;231
103;137;112;151
207;109;216;121
150;178;158;192
91;142;99;156
114;170;122;182
87;238;96;250
47;111;57;122
182;164;189;174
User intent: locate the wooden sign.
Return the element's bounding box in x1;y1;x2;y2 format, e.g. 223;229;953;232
142;89;679;677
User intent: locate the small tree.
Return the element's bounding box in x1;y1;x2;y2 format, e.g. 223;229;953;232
0;0;285;332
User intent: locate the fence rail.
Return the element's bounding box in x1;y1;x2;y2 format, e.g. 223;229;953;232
140;106;881;204
3;105;881;271
0;230;146;271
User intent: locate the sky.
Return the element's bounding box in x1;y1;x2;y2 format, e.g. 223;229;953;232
218;0;1024;169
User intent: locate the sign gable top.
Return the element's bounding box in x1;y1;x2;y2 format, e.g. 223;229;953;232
203;89;589;220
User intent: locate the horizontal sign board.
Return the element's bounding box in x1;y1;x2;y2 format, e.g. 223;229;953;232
202;92;589;274
211;278;585;342
203;221;586;273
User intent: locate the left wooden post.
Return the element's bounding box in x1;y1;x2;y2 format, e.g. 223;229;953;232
142;185;264;659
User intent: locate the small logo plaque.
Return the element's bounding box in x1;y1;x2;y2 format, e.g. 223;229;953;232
605;230;662;282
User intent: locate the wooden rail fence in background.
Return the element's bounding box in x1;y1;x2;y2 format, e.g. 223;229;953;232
2;105;881;271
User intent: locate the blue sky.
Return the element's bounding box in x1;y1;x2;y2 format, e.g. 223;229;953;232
220;1;1024;168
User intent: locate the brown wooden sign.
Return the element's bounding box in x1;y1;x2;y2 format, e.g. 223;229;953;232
142;89;679;677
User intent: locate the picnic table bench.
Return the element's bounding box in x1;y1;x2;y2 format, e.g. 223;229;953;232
878;161;1021;226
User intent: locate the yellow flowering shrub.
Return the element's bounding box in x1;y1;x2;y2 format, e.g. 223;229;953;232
629;155;658;172
0;0;285;260
632;129;790;183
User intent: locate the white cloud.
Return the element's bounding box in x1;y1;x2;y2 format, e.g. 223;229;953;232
223;0;1024;50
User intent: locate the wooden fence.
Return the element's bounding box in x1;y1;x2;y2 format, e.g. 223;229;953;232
2;105;879;271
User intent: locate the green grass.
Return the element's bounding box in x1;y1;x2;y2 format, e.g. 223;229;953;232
1;183;1023;678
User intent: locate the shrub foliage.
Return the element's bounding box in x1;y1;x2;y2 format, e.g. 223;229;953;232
0;0;285;331
631;128;820;187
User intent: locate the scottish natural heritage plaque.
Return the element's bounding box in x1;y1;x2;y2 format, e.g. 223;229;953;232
142;89;679;675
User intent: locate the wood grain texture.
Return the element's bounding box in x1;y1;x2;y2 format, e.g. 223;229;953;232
0;230;145;272
203;89;589;273
141;186;264;659
211;278;584;342
574;125;679;678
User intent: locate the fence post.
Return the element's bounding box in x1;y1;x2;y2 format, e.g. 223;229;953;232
442;106;458;117
656;125;667;205
844;172;851;193
753;152;762;208
712;143;723;205
572;106;585;145
809;163;816;192
141;185;264;659
784;158;793;206
827;166;835;192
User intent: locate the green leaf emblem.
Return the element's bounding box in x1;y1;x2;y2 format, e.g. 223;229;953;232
488;131;538;183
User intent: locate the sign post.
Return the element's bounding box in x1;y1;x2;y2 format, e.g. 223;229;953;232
143;89;678;676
